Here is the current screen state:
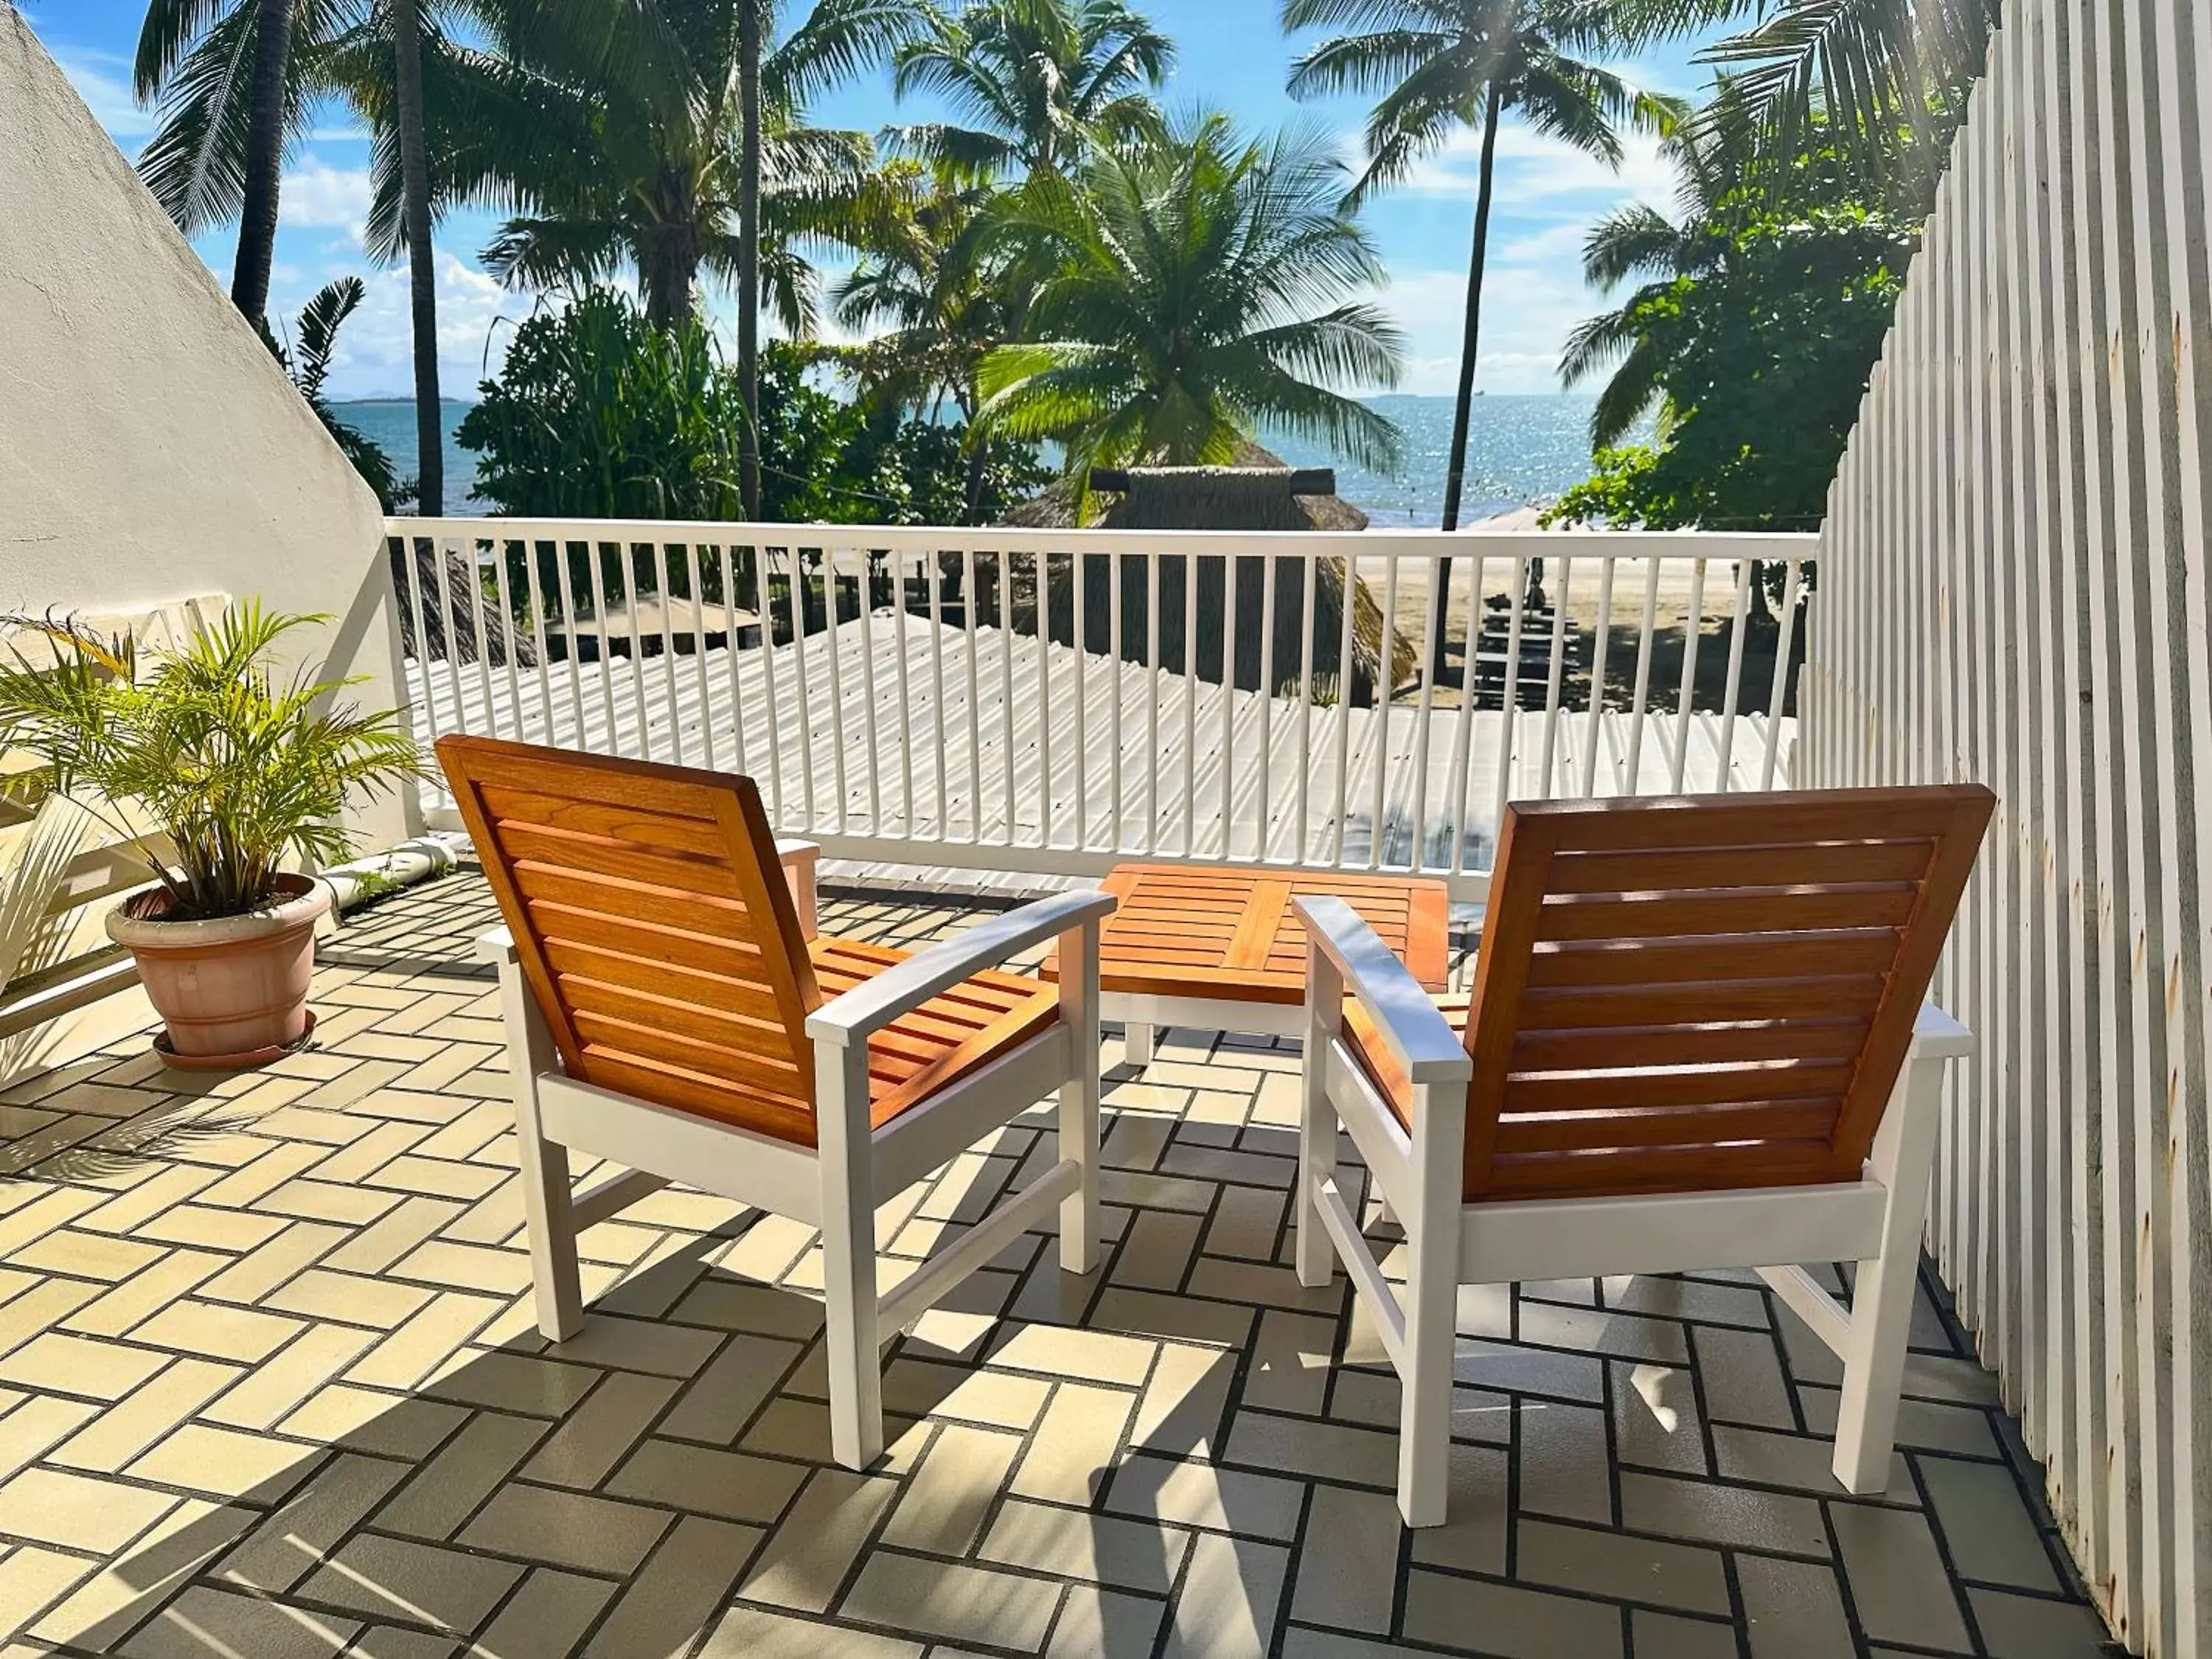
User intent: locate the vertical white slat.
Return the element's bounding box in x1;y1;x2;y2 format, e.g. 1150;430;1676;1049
824;549;853;835
1182;553;1198;856
489;540;526;743
1667;558;1708;793
801;553;827;832
717;546;748;776
1446;554;1485;874
1536;556;1574;799
1579;554;1617;798
1331;554;1357;865
462;535;500;737
999;551;1018;846
1220;554;1237;860
398;534;442;749
754;547;786;820
892;556;916;841
1624;556;1661;791
650;545;682;765
1148;552;1164;855
1408;554;1441;869
684;544;715;771
1759;562;1804;789
1371;555;1400;869
1073;551;1088;852
854;552;883;834
616;542;651;757
1713;557;1755;788
1110;550;1125;852
590;542;622;754
519;540;558;747
558;543;588;751
1256;551;1278;860
1489;574;1528;848
1295;552;1318;863
1034;552;1054;849
964;549;983;844
926;546;950;841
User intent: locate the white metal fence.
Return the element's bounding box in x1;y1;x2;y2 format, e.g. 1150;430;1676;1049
1800;0;2210;1649
389;521;1811;894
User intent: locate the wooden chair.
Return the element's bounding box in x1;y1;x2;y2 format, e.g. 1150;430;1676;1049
437;734;1114;1470
1293;785;1997;1526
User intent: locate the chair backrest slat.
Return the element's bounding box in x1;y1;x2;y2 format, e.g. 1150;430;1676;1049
1462;785;1995;1202
439;736;821;1139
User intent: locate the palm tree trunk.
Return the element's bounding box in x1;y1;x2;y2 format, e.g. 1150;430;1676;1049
1430;83;1502;682
231;0;297;323
737;0;765;521
392;0;442;518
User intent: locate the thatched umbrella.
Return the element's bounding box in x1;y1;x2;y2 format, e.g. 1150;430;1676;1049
994;443;1410;703
386;538;538;669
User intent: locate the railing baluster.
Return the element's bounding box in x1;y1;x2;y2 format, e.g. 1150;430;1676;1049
1624;556;1661;790
1073;552;1088;852
1761;560;1804;788
1408;552;1441;870
462;534;500;738
1110;550;1124;853
559;543;587;752
717;546;748;777
963;548;982;843
1714;557;1756;790
656;544;685;765
1294;549;1318;863
1257;551;1278;860
590;541;621;754
892;550;916;839
1220;553;1236;860
488;538;526;742
1035;551;1054;849
397;534;440;751
788;547;818;830
616;541;651;758
1669;557;1710;793
520;540;558;746
1182;553;1198;856
855;550;882;833
1331;552;1357;866
1446;552;1485;876
1579;555;1618;797
1537;556;1575;798
1371;555;1399;869
431;535;472;739
926;545;950;841
684;543;715;770
1147;552;1163;855
1489;571;1528;850
999;551;1018;846
752;544;784;821
824;547;853;834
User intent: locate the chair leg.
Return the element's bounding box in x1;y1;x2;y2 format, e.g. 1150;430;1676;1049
817;1047;883;1471
500;959;581;1342
1123;1021;1155;1066
1398;1078;1467;1528
1833;1043;1949;1494
1296;953;1344;1290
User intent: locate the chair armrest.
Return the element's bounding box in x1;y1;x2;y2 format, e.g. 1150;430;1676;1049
1295;895;1471;1086
1912;1001;1974;1061
475;926;518;967
807;890;1116;1048
775;838;822;940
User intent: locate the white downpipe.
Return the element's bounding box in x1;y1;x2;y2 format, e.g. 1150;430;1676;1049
311;832;471;925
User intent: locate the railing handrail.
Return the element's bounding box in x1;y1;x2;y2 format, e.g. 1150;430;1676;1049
387;515;1817;566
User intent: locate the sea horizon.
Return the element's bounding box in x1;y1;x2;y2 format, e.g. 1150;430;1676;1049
332;392;1638;525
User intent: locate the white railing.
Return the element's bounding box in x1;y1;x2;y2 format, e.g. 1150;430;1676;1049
387;519;1813;895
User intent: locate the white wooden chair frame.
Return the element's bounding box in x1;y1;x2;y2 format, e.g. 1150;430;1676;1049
484;869;1114;1472
1291;894;1973;1527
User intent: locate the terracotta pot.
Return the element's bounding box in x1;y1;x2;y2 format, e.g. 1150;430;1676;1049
106;875;331;1068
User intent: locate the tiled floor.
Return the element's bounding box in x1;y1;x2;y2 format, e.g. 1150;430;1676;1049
0;872;2118;1659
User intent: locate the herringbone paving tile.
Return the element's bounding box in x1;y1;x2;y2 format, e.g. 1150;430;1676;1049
0;872;2115;1658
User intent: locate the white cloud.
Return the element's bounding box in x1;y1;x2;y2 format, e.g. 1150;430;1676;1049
281;157;373;241
52;48;153;139
268;248;537;400
1359;254;1613;397
1395;119;1681;216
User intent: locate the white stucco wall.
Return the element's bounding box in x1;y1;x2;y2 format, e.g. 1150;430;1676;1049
0;7;412;850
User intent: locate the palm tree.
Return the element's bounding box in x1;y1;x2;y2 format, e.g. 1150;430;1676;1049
892;0;1174;178
433;0;909;335
1283;0;1677;668
975;114;1405;501
389;0;441;515
135;0;337;324
835;164;1020;521
271;277;403;509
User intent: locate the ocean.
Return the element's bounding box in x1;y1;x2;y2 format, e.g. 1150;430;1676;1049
333;392;1636;525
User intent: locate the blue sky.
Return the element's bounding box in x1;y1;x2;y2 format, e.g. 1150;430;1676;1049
22;0;1722;401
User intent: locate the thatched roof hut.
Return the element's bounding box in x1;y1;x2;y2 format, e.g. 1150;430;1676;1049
386;537;538;669
994;444;1409;703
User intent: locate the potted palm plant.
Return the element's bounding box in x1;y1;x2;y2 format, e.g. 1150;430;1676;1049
0;605;422;1068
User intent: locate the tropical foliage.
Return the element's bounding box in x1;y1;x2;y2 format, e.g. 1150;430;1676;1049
0;607;422;920
268;278;408;512
975;114;1405;500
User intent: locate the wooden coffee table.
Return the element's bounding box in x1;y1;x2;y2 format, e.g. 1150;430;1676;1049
1048;863;1452;1063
